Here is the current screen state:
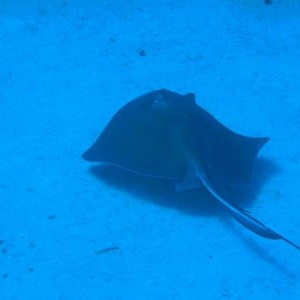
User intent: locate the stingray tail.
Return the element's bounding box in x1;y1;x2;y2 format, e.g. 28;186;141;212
229;205;300;251
197;168;300;251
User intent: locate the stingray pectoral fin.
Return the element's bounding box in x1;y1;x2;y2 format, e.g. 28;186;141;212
230;206;300;250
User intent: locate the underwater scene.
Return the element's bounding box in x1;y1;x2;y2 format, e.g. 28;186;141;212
0;1;299;299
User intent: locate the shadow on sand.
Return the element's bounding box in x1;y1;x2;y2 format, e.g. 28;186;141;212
89;157;279;219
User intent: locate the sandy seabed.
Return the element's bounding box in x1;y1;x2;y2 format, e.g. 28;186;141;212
0;1;300;299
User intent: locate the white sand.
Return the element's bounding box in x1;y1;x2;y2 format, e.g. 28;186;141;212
0;1;299;299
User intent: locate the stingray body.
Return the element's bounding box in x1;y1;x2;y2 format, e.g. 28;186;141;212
82;89;299;250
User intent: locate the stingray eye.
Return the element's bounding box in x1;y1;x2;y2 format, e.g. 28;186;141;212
152;93;169;111
153;92;164;104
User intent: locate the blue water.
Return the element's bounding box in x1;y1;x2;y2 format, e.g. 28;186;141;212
1;1;300;299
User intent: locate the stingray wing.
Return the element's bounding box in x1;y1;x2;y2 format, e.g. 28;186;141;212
82;90;188;179
189;105;269;187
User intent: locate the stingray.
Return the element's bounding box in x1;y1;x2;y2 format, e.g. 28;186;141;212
82;89;300;250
